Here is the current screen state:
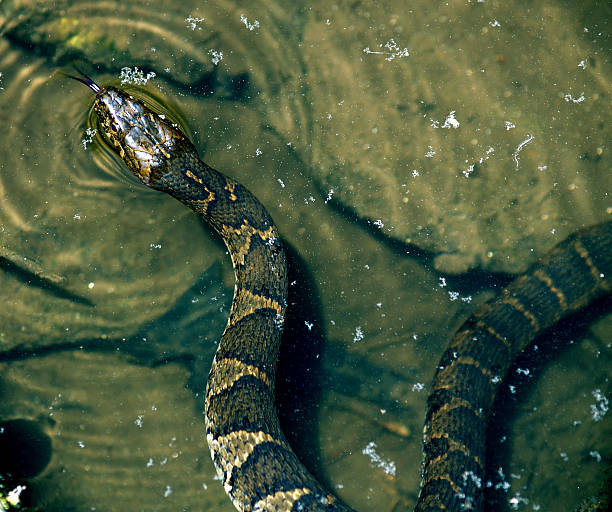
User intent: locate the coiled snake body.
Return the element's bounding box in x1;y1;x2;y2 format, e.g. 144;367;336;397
78;76;612;512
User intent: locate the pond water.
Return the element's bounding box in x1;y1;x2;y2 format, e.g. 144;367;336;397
0;1;610;511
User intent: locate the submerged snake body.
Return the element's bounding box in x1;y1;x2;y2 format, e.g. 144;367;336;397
83;79;612;512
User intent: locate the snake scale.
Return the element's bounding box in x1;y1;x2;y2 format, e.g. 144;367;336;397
76;75;612;512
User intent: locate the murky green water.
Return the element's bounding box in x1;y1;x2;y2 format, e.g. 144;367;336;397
0;1;610;511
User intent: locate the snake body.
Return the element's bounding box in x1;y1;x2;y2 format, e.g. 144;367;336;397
80;77;612;512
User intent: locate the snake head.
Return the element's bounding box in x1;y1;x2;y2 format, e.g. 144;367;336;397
73;74;195;188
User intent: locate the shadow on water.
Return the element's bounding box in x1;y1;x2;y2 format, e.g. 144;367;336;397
0;256;94;307
276;241;329;483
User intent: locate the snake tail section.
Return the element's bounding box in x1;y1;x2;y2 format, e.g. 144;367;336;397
416;221;612;511
84;79;611;512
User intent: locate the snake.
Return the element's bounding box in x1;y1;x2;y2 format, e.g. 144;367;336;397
74;74;612;512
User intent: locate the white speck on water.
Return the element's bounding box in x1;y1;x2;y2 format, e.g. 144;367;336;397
324;188;334;203
5;486;25;507
505;121;516;131
373;219;384;229
463;164;475;178
560;452;568;461
363;38;409;61
135;415;144;428
185;16;205;30
240;14;260;31
412;382;425;392
120;66;156;85
512;134;534;170
353;326;364;343
425;146;436;158
439;277;447;287
255;147;262;156
274;313;285;329
489;19;501;27
304;321;313;331
82;127;97;150
462;470;482;488
149;243;162;249
516;368;530;376
590;450;602;462
412;169;420;177
509;493;529;509
564;92;585;103
209;49;223;65
590;389;609;421
494;467;511;491
442;110;460;129
362;441;396;476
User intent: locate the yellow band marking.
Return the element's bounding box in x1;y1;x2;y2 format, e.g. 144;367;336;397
425;433;484;470
185;169;203;184
533;269;568;311
207;430;289;497
429;396;484;425
424;473;462;495
208;357;273;399
253;488;335;511
223;219;277;240
222;220;278;267
500;293;539;332
185;170;217;215
187;195;216;215
417;494;448;510
229;288;285;327
475;319;512;354
435;354;494;384
574;238;608;290
224;181;238;201
449;319;511;358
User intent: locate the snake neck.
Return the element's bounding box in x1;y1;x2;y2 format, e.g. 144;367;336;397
153;152;289;364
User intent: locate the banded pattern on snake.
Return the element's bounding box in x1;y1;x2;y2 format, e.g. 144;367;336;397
77;75;611;512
